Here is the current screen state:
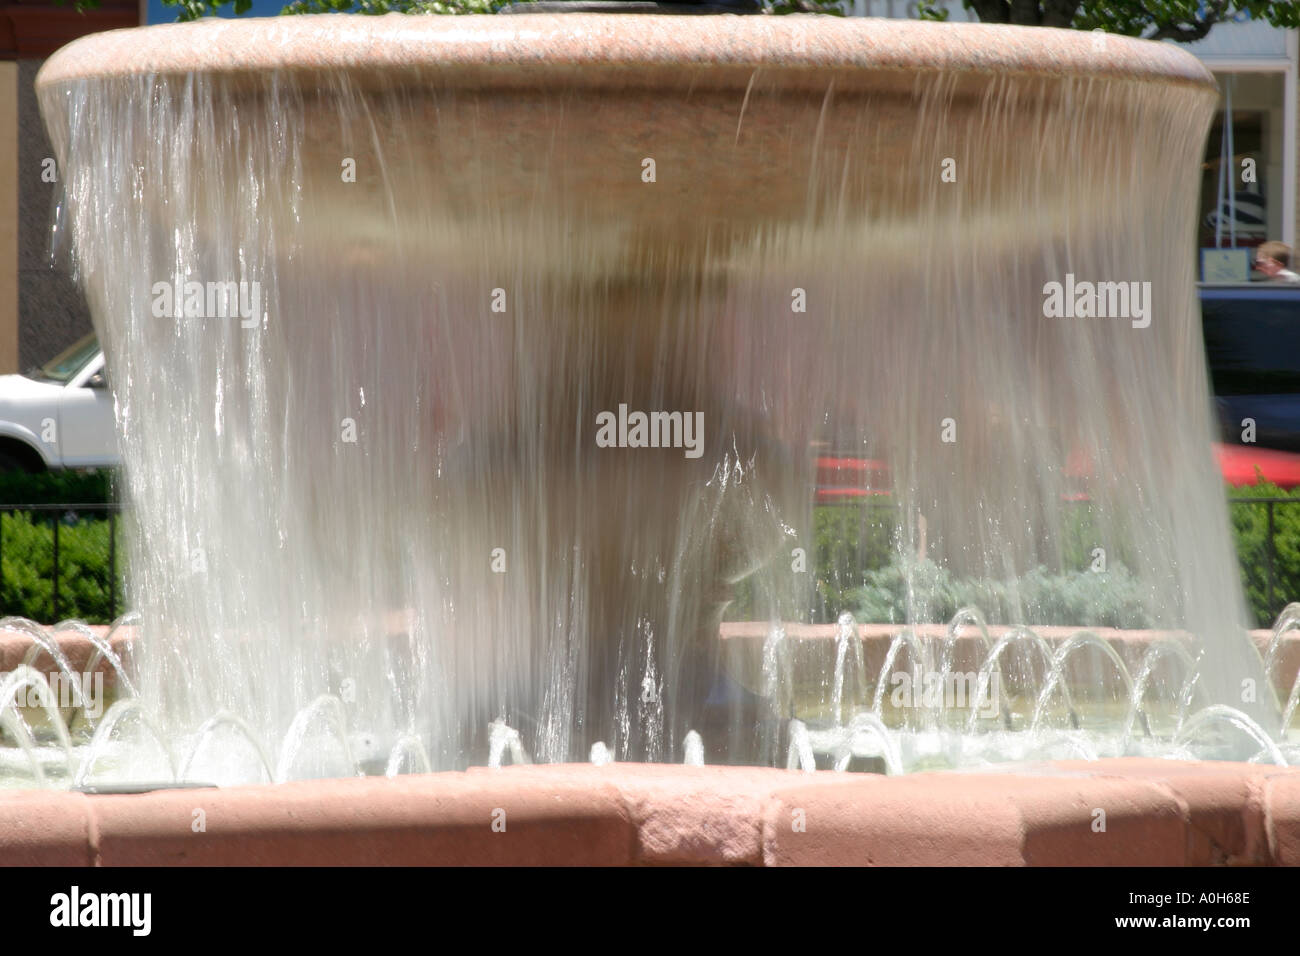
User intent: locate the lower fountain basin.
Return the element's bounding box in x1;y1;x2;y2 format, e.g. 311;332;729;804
4;758;1299;865
3;617;1299;790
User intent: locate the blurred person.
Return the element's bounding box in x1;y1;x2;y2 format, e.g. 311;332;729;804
1253;240;1300;282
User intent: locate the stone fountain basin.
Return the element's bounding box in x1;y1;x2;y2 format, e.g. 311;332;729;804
31;13;1234;758
2;758;1299;865
3;625;1297;863
16;16;1273;863
36;14;1215;271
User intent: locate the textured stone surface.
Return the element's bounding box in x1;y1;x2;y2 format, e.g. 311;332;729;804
1056;757;1277;865
0;789;93;866
2;759;1298;866
93;771;636;866
1263;770;1300;866
0;624;134;676
762;769;1186;866
577;763;815;864
36;15;1214;90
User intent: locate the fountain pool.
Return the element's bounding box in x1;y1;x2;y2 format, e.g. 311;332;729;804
2;12;1299;865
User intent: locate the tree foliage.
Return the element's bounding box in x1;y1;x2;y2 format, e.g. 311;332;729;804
920;0;1300;39
74;0;845;18
53;0;1300;38
304;0;1299;36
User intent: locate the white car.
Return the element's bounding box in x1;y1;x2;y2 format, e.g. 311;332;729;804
0;333;118;471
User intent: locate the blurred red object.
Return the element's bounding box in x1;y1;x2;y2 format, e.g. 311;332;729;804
1214;443;1300;489
814;442;1300;503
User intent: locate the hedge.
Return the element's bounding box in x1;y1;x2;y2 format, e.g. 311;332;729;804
0;469;122;623
0;470;1295;627
729;487;1299;630
0;468;114;506
0;510;125;623
1227;480;1300;628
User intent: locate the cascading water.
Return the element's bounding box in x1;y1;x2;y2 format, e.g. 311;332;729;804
11;14;1294;788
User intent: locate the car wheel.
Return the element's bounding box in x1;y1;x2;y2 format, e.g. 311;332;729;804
0;448;43;474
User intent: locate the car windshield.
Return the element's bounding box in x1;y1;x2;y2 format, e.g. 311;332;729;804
32;333;99;384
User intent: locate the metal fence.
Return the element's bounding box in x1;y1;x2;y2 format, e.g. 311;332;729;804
0;496;1295;626
810;492;1300;627
1228;496;1298;616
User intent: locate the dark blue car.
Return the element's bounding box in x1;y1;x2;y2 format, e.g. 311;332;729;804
1200;283;1300;453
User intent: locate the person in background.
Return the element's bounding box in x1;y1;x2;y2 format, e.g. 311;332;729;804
1253;240;1300;283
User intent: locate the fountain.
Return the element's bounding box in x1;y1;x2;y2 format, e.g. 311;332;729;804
5;12;1300;865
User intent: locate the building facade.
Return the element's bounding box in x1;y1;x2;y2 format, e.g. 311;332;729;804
1;0;141;374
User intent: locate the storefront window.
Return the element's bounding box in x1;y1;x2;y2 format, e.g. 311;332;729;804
1201;72;1289;282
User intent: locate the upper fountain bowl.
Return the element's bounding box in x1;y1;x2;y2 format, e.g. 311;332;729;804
36;13;1214;86
36;15;1215;274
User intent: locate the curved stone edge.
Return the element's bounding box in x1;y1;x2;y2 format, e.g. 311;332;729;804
2;758;1299;866
36;14;1214;93
0;627;135;695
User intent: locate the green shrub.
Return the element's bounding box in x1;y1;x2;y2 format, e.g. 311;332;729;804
810;503;896;621
0;470;123;623
0;468;1296;629
722;501;898;622
0;468;114;506
849;556;1153;628
1227;479;1300;628
0;510;126;623
733;488;1300;629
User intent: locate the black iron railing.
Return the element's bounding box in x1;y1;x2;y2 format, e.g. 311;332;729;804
1228;496;1298;615
0;496;1295;626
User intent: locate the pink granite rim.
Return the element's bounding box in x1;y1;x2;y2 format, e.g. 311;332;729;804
721;621;1280;645
35;14;1216;94
2;620;1288;669
0;624;134;676
3;758;1298;865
